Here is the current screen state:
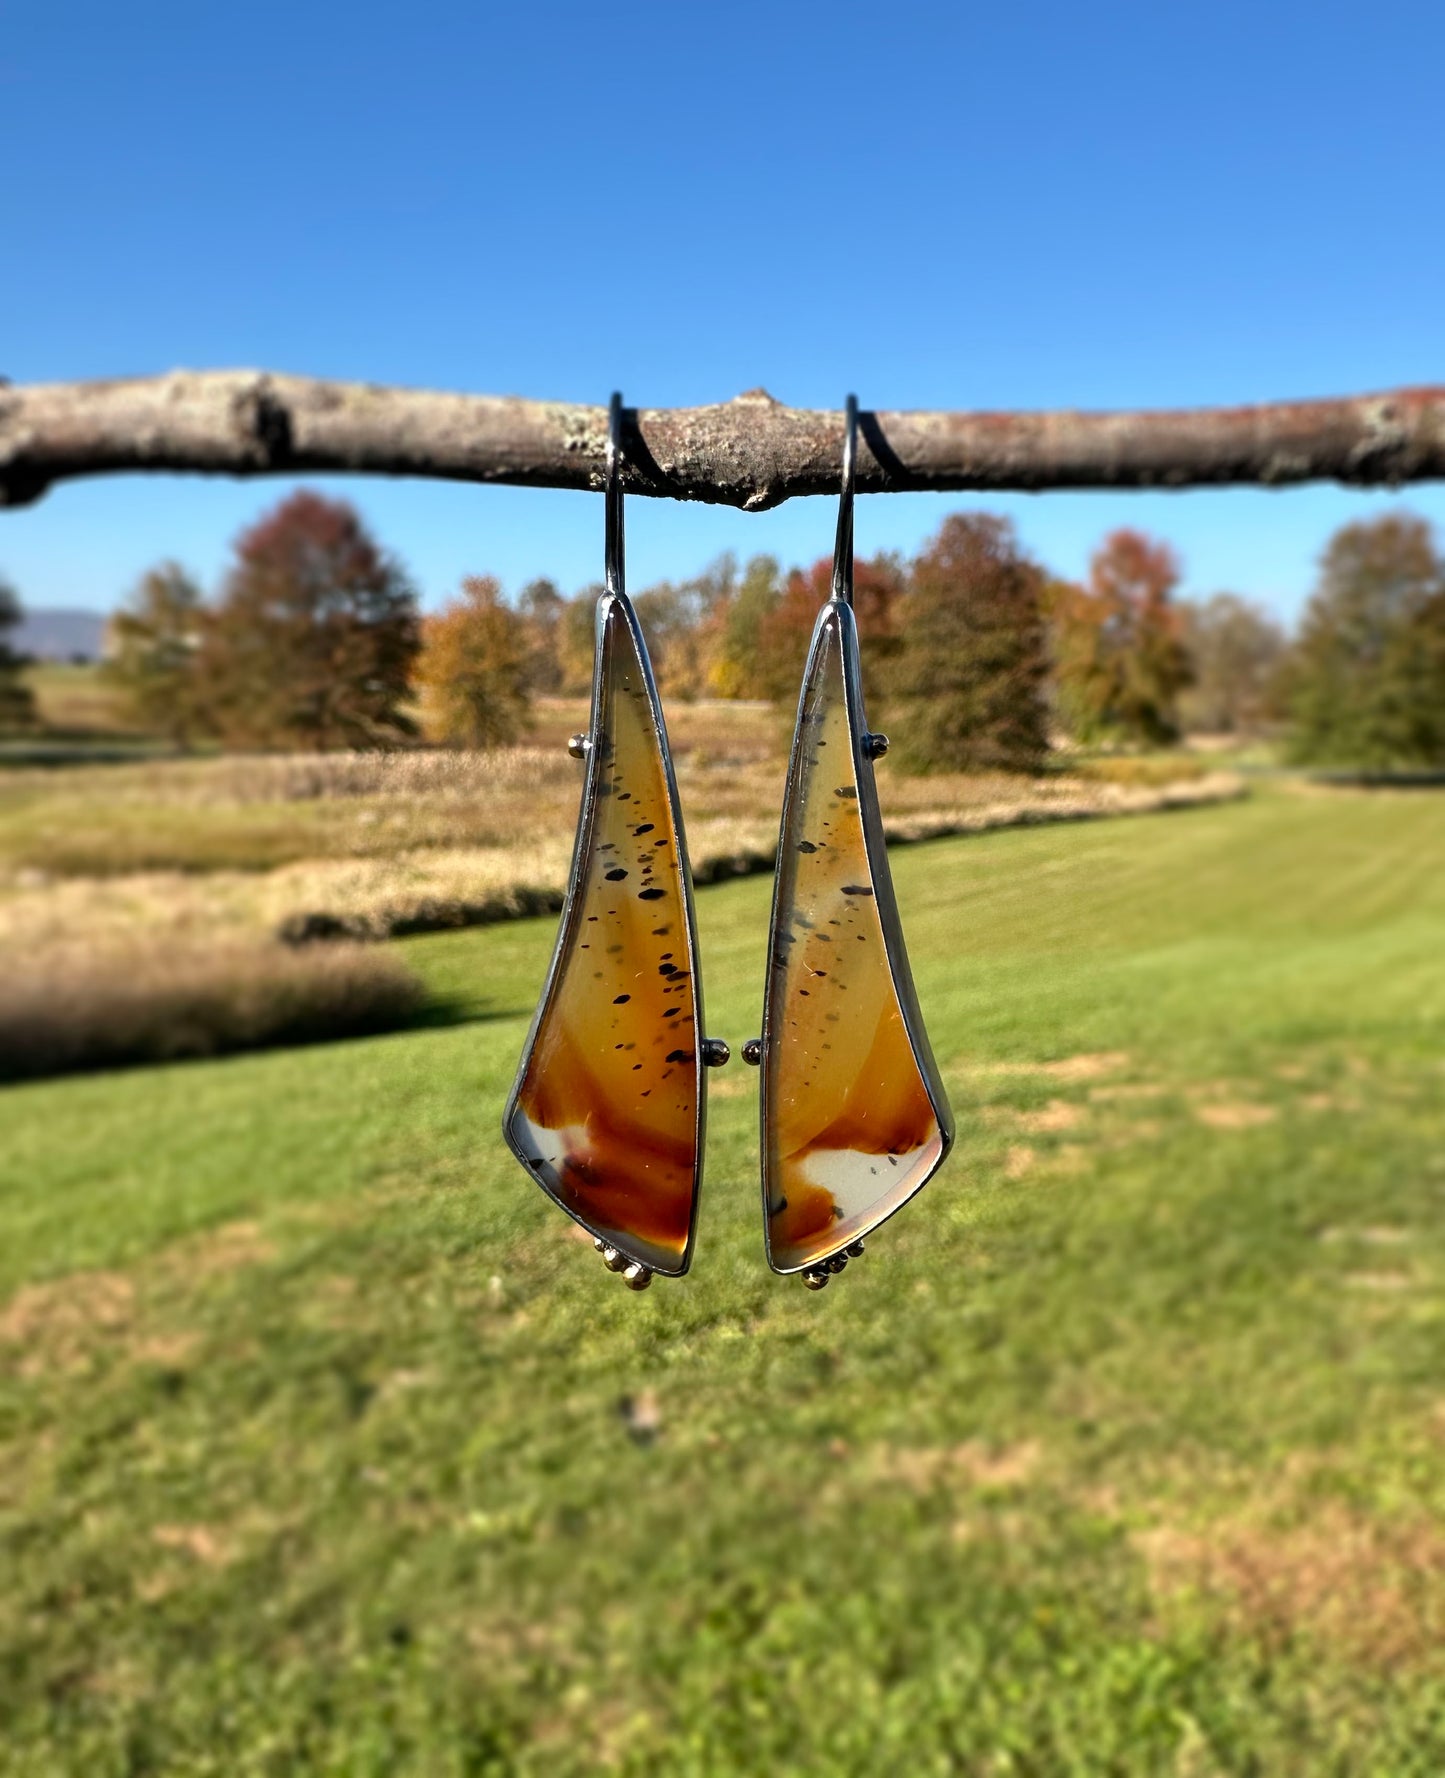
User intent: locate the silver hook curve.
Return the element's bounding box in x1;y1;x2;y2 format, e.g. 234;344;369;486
831;393;857;608
605;391;625;598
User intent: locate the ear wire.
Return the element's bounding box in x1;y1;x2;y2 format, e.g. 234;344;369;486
605;391;625;599
831;393;858;608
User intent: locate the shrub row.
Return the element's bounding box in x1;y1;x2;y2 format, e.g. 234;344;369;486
0;941;425;1084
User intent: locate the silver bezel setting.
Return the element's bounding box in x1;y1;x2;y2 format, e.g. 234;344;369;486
501;396;709;1279
758;396;954;1276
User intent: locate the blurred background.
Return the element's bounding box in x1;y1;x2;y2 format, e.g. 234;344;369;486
4;4;1445;1772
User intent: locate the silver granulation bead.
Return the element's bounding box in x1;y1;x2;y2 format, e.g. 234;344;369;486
622;1262;654;1291
567;733;591;759
741;1038;763;1067
862;732;890;760
801;1270;830;1291
701;1038;731;1068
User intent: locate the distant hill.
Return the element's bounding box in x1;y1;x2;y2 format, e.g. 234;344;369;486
11;608;107;663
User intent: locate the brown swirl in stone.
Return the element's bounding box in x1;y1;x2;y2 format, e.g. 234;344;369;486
506;595;701;1274
763;602;950;1272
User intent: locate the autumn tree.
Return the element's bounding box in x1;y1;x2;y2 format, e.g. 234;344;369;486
551;588;600;695
633;553;737;700
709;554;781;697
1052;529;1194;744
631;581;696;698
104;562;206;743
416;575;534;748
0;577;36;733
196;491;419;750
888;514;1051;773
1290;512;1445;767
1177;593;1289;735
518;577;565;692
757;552;905;706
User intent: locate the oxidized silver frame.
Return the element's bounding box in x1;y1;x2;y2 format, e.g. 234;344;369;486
502;393;711;1277
757;395;954;1277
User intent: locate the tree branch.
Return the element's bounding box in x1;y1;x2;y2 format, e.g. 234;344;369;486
2;372;1444;513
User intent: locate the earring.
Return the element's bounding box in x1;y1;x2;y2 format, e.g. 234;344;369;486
504;393;729;1289
745;396;953;1289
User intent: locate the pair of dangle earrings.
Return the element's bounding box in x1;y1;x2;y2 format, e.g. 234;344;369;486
504;395;953;1291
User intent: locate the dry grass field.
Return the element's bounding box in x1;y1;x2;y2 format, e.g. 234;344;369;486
0;675;1232;1080
0;739;1230;949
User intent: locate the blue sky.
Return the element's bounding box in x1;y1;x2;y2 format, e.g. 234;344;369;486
2;0;1442;622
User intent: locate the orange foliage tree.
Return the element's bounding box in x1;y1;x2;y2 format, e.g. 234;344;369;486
1051;528;1194;744
757;553;905;706
416;575;534;748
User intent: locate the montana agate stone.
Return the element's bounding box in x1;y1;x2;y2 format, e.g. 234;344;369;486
505;592;706;1275
761;597;953;1273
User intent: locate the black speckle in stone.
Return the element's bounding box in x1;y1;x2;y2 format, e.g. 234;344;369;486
835;786;858;799
638;888;666;901
665;1049;694;1064
663;1006;681;1018
798;841;818;853
604;867;628;881
613;994;631;1005
841;885;874;897
651;926;671;936
634;822;655;835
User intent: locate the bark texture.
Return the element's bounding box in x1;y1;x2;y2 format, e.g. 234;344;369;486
2;372;1444;511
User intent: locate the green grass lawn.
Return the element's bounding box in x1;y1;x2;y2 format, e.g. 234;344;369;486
4;789;1445;1775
